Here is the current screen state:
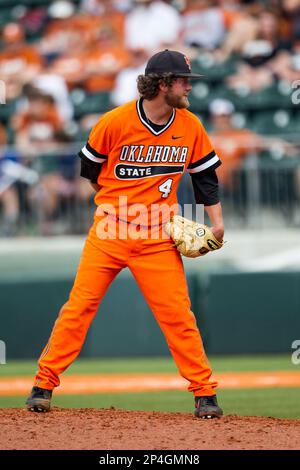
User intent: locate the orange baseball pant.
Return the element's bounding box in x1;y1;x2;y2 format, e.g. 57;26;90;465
34;216;218;397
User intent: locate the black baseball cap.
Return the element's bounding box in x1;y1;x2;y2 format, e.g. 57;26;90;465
145;49;202;78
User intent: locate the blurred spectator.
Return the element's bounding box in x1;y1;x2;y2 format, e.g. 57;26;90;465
47;0;127;93
209;98;262;190
9;83;92;234
0;124;20;236
0;23;43;100
226;40;275;91
216;2;259;60
111;48;149;106
40;0;125;60
12;88;63;159
28;130;94;235
226;9;290;91
269;29;300;82
39;5;97;58
46;40;88;89
32;73;74;124
0;127;37;236
80;0;126;43
125;0;181;53
181;0;227;50
82;27;130;93
50;27;130;93
278;0;300;41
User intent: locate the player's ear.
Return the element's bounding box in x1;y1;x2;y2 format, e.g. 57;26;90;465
158;78;168;93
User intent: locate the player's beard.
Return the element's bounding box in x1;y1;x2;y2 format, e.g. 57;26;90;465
165;90;190;109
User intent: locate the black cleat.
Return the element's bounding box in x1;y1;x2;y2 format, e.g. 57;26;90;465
26;386;52;413
194;395;223;419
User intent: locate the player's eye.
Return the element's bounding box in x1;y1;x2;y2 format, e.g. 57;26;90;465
179;78;191;86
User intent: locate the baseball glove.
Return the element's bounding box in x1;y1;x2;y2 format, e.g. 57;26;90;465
164;215;224;258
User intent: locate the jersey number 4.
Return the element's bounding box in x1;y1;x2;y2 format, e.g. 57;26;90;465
158;178;173;198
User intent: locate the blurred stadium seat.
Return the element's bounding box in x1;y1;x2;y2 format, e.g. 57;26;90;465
191;54;237;82
252;109;300;136
71;90;111;119
0;9;14;28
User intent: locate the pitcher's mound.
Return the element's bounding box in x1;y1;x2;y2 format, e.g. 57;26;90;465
1;408;300;450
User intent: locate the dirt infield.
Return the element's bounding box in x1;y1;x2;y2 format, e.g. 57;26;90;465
1;408;300;450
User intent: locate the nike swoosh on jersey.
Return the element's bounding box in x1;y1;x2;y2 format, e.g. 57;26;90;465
172;136;183;140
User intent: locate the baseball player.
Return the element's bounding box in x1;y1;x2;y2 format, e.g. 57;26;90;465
26;50;224;419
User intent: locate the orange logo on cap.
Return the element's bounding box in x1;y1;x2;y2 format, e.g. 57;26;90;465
184;55;191;71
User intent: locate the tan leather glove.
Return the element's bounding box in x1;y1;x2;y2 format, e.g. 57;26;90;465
164;215;224;258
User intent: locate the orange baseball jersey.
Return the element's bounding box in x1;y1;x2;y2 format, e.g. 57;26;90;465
79;99;221;223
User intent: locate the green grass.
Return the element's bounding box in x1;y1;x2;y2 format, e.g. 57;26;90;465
0;354;297;376
1;389;300;419
1;355;300;418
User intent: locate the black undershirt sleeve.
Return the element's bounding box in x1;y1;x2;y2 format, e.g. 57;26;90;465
191;168;220;206
79;153;102;184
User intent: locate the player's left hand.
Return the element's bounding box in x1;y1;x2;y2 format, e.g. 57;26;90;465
211;226;224;243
